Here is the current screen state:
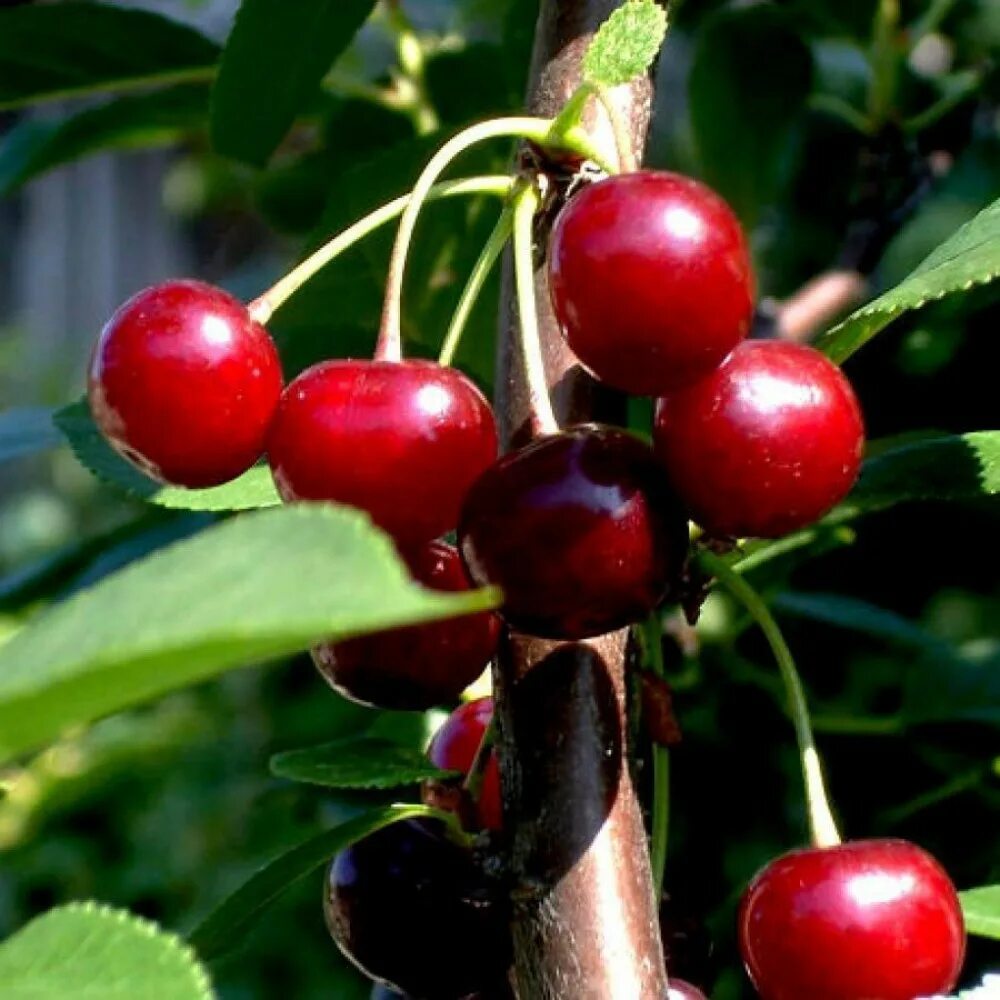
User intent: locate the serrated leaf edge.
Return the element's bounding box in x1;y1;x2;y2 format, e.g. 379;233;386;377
11;901;214;999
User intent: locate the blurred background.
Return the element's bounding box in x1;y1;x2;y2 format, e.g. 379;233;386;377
0;0;998;996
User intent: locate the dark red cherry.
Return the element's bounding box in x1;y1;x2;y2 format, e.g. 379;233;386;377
313;541;500;710
459;425;689;640
666;981;707;1000
654;341;864;538
427;697;502;831
267;359;498;546
739;839;965;1000
325;820;511;998
88;280;282;487
548;171;754;396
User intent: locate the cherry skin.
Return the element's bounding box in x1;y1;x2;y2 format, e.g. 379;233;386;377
548;170;754;396
88;280;283;488
459;424;689;640
739;838;965;1000
654;341;864;538
325;820;510;999
427;697;502;831
313;541;501;710
267;359;498;546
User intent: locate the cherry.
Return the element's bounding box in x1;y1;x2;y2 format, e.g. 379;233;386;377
88;280;283;488
427;697;502;831
325;819;510;998
548;170;754;396
654;341;864;538
459;425;689;640
739;838;965;1000
313;541;500;710
267;359;498;546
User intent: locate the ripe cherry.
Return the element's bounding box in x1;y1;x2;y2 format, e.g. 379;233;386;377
548;171;754;396
654;341;864;538
325;820;510;998
313;541;500;710
267;359;498;546
88;280;283;488
739;839;965;1000
427;697;502;831
459;425;689;640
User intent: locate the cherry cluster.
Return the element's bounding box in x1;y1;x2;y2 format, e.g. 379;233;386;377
85;164;963;999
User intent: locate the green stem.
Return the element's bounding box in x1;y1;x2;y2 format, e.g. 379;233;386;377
592;83;634;172
640;614;670;897
376;115;614;361
438;204;515;366
869;0;902;127
511;180;558;436
247;175;513;324
903;69;984;135
698;551;842;849
808;94;876;136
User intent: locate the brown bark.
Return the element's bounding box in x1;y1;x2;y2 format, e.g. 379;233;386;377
492;3;667;997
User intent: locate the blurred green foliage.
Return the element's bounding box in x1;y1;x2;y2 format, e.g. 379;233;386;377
0;1;998;997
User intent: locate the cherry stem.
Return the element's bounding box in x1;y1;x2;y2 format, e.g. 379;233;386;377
376;115;618;362
639;614;670;897
247;175;514;326
462;717;497;802
592;83;636;173
698;550;842;849
511;180;559;437
438;203;515;366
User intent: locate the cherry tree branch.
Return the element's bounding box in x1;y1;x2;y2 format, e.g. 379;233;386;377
493;2;667;997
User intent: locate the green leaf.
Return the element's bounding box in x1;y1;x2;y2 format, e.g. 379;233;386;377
0;902;213;999
0;86;209;195
772;592;944;649
271;737;456;789
55;401;281;511
0;505;499;765
0;4;218;111
903;642;1000;729
836;431;1000;519
211;0;377;165
190;804;434;960
819;195;1000;363
689;6;812;225
0;407;61;463
583;0;668;88
961;885;1000;939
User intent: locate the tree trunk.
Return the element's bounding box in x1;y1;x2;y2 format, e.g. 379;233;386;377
492;2;667;997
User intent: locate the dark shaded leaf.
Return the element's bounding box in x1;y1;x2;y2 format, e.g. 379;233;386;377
210;0;376;165
0;4;217;110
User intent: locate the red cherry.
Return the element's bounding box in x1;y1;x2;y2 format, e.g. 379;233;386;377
88;280;283;487
666;981;707;1000
548;170;754;396
459;424;689;640
313;541;500;710
739;839;965;1000
267;359;498;546
427;697;502;831
654;341;864;538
